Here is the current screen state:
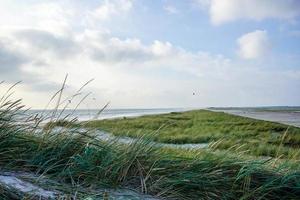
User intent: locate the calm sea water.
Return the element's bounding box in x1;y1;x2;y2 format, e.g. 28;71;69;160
25;107;300;127
27;108;188;122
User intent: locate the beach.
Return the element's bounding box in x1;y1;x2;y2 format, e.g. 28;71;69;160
209;108;300;127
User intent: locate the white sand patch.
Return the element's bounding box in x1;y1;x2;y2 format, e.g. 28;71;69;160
94;129;208;149
0;171;160;200
0;173;56;199
50;127;208;150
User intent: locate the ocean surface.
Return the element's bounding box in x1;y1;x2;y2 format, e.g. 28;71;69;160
26;107;300;128
27;108;188;122
209;107;300;128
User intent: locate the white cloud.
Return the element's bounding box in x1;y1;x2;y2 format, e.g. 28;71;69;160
0;1;75;35
151;41;174;56
0;0;299;108
237;30;271;59
1;26;299;108
0;25;233;107
196;0;300;25
28;2;75;34
91;0;133;20
164;5;179;14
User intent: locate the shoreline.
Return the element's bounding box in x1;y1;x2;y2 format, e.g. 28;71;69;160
209;108;300;128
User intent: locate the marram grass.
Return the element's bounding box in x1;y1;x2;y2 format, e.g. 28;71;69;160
82;110;300;159
1;97;300;199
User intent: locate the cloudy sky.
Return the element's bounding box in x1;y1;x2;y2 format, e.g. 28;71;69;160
0;0;300;109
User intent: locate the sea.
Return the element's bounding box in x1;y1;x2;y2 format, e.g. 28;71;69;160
25;107;300;128
27;108;188;122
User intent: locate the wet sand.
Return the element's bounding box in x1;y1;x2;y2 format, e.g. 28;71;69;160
210;109;300;128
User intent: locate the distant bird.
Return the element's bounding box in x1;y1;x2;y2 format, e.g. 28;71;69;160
68;100;71;103
193;92;195;95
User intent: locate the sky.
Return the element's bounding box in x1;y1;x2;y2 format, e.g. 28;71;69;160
0;0;300;109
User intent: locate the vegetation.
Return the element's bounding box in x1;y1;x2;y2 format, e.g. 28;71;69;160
85;110;300;159
1;87;300;199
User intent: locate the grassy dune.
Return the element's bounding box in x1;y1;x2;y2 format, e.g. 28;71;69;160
85;110;300;159
1;96;300;199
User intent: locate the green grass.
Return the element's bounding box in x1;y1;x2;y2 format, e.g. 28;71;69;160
2;107;300;199
1;90;300;199
84;110;300;159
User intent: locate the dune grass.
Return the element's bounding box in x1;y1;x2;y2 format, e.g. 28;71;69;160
84;110;300;159
1;85;300;199
1;102;300;199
